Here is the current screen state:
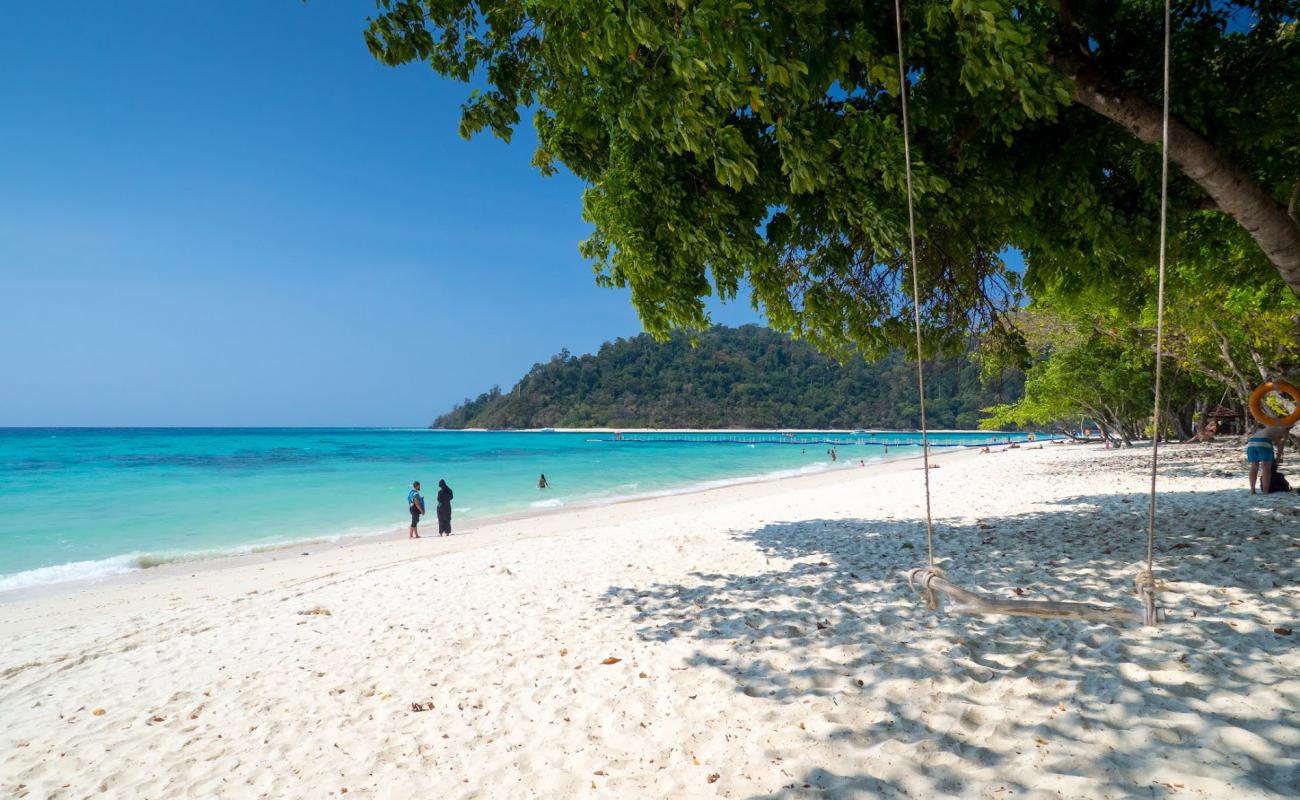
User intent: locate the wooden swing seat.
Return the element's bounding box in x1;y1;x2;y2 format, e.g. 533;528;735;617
909;567;1160;625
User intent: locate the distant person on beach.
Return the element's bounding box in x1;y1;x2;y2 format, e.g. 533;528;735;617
1184;419;1218;443
1247;425;1286;494
407;481;425;539
436;479;454;536
538;473;550;490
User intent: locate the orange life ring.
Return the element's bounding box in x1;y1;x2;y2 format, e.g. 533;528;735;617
1248;380;1300;427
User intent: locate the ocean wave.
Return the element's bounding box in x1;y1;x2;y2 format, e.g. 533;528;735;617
0;525;396;596
0;555;140;593
530;498;565;509
581;460;841;507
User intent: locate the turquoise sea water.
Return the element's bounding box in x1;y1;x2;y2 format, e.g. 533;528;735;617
0;428;1034;593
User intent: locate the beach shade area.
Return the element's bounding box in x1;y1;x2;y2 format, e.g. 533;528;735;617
1;443;1296;798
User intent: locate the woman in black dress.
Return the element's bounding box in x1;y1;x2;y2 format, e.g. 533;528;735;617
436;479;453;536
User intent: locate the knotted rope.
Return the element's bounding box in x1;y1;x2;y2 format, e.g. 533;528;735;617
908;566;946;611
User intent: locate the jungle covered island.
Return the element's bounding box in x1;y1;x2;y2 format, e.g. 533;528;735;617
374;0;1299;438
434;326;1021;429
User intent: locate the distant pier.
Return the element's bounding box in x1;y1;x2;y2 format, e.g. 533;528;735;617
590;431;1053;448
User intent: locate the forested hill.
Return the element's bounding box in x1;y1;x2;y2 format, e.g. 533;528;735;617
434;326;1022;430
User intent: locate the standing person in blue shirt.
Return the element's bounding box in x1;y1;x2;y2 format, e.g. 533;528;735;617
1246;425;1286;494
407;481;425;538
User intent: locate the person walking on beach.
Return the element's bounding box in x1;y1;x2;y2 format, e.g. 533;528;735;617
436;479;454;536
1247;425;1286;494
538;473;550;490
408;481;425;538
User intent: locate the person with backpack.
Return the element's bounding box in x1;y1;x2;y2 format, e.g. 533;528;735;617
407;481;425;538
436;479;454;536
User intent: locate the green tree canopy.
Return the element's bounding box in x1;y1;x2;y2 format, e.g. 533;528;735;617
367;0;1300;358
985;250;1300;442
435;325;1021;429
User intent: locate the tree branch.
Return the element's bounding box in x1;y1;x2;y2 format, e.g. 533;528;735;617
1049;3;1300;295
1207;321;1251;396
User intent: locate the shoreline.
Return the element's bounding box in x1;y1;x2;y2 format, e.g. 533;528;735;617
439;427;1030;434
0;443;986;607
3;441;1295;797
0;429;1044;600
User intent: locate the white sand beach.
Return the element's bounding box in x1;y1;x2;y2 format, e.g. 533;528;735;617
2;442;1297;798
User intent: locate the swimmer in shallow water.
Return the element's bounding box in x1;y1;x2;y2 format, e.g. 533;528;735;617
538;473;550;490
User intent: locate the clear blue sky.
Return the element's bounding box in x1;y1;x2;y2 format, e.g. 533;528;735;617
0;1;761;426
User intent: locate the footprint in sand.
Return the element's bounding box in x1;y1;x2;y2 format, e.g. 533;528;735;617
957;704;987;731
771;623;805;639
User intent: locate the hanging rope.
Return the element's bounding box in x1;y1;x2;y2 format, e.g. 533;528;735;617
892;0;935;568
1142;0;1172;623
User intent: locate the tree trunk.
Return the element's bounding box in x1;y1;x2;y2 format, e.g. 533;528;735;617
1054;59;1300;295
1095;419;1113;444
1115;411;1138;445
1170;407;1191;442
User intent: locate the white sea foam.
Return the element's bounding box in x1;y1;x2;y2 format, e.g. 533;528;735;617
582;460;844;507
0;555;139;593
530;498;565;509
0;525;397;596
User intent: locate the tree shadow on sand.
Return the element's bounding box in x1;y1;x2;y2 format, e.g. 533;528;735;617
600;488;1299;798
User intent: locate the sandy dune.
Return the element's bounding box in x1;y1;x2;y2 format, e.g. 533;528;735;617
2;442;1297;798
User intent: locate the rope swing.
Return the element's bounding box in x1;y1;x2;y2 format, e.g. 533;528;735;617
896;0;1169;626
